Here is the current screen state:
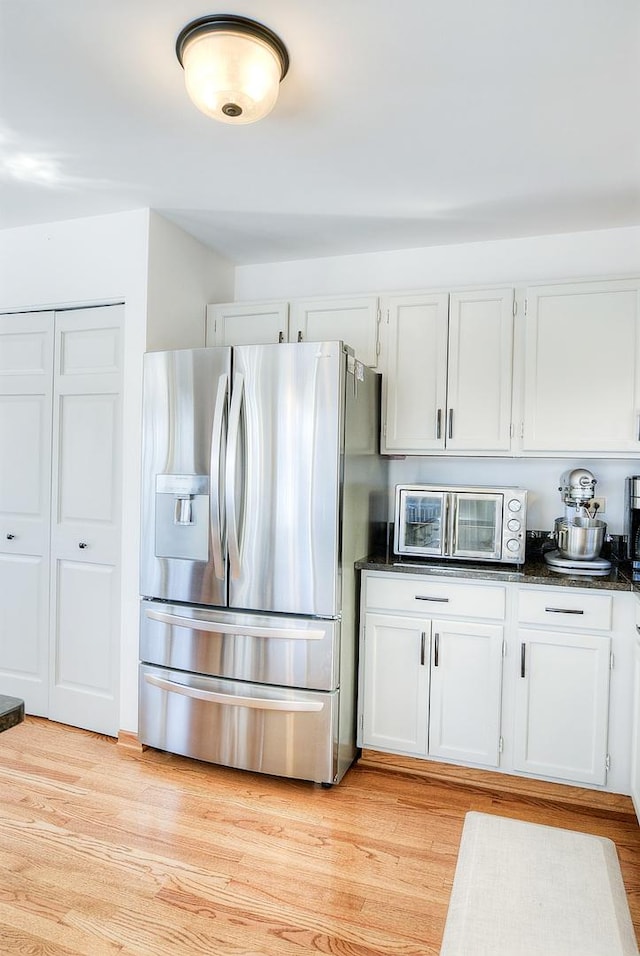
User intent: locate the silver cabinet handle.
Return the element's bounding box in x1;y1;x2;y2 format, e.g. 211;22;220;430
420;632;426;666
436;408;442;440
544;607;584;615
415;595;449;603
448;408;453;440
434;632;440;667
144;674;324;712
210;373;228;581
78;542;88;549
520;642;526;678
145;607;325;641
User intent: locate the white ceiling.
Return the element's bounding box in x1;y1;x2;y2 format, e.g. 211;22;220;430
1;0;639;265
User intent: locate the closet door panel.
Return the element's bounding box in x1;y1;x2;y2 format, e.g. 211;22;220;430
0;313;53;713
49;305;123;735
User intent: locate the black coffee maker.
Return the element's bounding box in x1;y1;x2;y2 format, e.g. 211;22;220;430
626;476;640;574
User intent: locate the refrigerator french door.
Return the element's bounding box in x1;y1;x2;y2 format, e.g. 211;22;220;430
139;342;381;784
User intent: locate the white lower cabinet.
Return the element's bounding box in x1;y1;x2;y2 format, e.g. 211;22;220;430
359;571;634;794
629;597;640;819
513;587;614;787
513;628;611;785
361;613;430;755
359;573;505;767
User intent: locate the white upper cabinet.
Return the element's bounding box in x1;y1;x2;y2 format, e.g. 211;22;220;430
206;301;289;346
446;290;515;452
289;296;380;367
382;293;449;453
381;288;514;454
206;296;380;366
520;279;640;454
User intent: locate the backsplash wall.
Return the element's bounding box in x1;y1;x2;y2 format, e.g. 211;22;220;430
386;457;638;536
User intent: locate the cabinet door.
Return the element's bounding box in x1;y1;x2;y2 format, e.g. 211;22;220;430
446;289;514;452
513;628;611;785
205;301;289;346
361;613;430;755
49;306;123;736
521;279;640;453
289;296;380;368
429;620;504;766
631;633;640;821
381;293;449;453
0;312;54;715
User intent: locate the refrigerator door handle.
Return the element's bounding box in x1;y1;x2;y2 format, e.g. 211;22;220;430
145;607;326;641
210;373;228;581
225;371;244;579
144;673;325;712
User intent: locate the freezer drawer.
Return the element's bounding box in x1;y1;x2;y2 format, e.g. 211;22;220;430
140;600;339;691
139;664;339;784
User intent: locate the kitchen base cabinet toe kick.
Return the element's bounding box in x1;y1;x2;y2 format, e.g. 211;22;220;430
357;570;635;796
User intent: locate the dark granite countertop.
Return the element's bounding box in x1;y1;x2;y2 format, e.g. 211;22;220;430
356;553;636;592
0;694;24;732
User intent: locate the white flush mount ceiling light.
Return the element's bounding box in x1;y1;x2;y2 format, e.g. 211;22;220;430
176;14;289;124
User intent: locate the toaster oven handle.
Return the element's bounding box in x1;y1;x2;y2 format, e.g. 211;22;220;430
450;493;458;555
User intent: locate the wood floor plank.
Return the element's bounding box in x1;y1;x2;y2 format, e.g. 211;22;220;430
1;717;639;956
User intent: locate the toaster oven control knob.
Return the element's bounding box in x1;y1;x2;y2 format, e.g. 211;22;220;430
507;518;521;532
506;538;521;553
508;498;522;512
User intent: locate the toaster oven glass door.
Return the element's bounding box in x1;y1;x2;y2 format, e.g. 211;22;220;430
398;490;446;556
451;493;502;559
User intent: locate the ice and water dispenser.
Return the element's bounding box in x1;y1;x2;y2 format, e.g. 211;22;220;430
154;474;210;561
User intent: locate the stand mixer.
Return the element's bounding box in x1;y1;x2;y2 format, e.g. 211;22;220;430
544;468;611;575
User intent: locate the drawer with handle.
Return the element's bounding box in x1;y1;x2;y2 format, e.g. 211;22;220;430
364;572;506;620
518;587;612;631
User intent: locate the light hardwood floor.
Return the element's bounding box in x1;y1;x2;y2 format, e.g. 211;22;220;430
1;717;640;955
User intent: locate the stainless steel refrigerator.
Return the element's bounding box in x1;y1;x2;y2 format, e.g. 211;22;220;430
139;341;385;784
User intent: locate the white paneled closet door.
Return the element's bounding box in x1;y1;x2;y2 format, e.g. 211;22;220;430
0;312;54;714
49;305;123;735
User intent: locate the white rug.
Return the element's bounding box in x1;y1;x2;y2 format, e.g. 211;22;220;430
440;811;639;956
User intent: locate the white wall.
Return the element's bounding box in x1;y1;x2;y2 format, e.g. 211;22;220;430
147;211;234;350
234;226;640;300
0;208;232;734
234;225;640;538
0;209;151;734
387;457;636;537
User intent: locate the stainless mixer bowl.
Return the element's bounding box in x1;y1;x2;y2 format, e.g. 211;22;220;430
554;517;606;560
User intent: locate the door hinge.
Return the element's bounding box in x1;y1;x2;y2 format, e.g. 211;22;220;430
513;299;517;317
498;736;504;754
605;753;611;772
386;308;390;324
610;652;615;670
383;419;387;438
502;639;507;658
524;297;528;315
509;423;514;439
520;422;524;439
